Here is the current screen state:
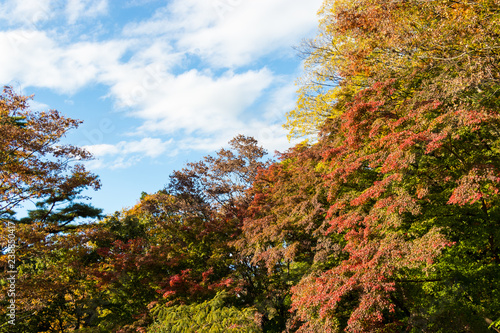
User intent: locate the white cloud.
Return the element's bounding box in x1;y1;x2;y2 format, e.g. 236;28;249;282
85;137;171;158
262;79;298;122
164;74;301;153
114;68;275;136
84;143;120;157
178;0;323;67
0;30;130;93
122;0;219;37
66;0;109;24
124;0;323;67
0;0;53;26
27;99;50;112
122;137;171;157
0;0;109;29
176;122;294;155
0;26;292;152
84;137;173;169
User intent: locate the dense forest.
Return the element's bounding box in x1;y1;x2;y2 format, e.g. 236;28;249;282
1;0;500;332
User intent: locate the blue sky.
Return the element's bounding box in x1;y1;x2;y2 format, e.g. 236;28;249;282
0;0;323;214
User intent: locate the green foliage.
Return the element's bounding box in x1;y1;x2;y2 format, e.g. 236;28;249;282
490;317;500;331
148;292;261;333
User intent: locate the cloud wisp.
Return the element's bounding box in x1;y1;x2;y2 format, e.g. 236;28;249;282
84;137;173;169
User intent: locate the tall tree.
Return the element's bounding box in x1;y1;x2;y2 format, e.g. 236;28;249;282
236;142;342;331
0;87;101;332
87;136;269;332
283;0;500;332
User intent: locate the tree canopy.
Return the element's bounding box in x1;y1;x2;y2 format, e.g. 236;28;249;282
283;0;500;331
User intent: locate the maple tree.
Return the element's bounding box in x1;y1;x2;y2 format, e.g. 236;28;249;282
286;0;500;138
233;142;338;331
86;196;235;331
167;134;268;216
281;0;500;332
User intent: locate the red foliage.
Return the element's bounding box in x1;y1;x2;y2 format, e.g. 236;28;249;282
288;72;500;330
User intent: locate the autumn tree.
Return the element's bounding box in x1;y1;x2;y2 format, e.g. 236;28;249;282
0;86;100;213
85;136;269;332
167;134;269;217
149;134;269;308
234;141;343;331
86;196;237;332
286;0;500;138
0;87;102;332
283;0;500;332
